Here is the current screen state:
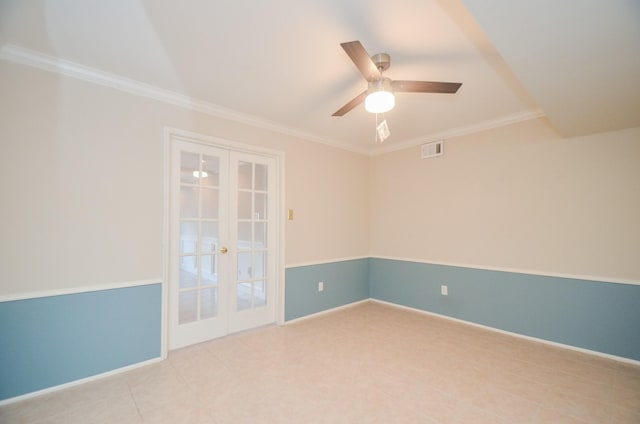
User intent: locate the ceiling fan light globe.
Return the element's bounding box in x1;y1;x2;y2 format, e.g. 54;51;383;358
365;91;395;113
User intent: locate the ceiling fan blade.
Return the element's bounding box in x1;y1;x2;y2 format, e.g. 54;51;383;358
332;90;368;116
341;41;381;82
392;80;462;94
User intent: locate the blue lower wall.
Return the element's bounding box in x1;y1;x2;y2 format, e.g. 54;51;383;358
0;284;162;401
3;258;638;402
370;258;640;361
285;258;370;321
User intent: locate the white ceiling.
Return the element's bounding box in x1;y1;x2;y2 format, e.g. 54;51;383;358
1;0;638;154
463;0;640;138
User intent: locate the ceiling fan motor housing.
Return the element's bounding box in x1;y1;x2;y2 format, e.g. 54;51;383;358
371;53;391;72
368;77;393;93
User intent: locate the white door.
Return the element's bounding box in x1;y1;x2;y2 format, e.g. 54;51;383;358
169;140;278;350
228;152;277;334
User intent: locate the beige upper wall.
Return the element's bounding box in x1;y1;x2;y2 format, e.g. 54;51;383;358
0;61;370;296
2;58;638;297
370;119;640;282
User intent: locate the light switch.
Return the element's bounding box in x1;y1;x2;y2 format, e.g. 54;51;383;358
288;209;294;221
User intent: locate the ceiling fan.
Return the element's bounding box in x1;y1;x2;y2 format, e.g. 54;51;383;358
332;40;462;117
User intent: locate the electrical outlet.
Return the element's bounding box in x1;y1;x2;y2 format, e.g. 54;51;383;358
441;285;448;296
318;281;324;292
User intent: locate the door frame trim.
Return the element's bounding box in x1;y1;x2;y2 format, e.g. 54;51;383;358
161;127;285;358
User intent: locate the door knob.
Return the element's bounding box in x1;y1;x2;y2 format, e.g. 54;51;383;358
219;246;228;254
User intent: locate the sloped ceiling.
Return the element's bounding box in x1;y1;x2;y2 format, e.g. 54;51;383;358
1;0;638;154
463;0;640;138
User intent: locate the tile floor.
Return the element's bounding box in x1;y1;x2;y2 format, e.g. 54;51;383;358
1;301;639;423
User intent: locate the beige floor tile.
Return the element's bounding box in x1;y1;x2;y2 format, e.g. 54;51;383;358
140;400;215;424
466;387;539;422
482;371;551;404
539;390;612;423
0;392;68;423
411;386;461;424
2;302;636;424
34;395;141;424
615;366;640;394
611;387;640;414
611;405;640;424
453;404;512;423
0;377;137;424
617;362;640;378
127;365;194;415
535;406;592;424
546;371;618;404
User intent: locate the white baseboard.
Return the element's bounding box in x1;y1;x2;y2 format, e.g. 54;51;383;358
370;299;640;367
283;299;370;325
0;357;163;407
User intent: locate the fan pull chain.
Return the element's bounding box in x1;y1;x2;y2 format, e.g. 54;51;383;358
375;112;390;143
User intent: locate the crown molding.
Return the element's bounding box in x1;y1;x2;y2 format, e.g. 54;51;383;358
0;44;369;155
1;44;544;157
369;108;546;156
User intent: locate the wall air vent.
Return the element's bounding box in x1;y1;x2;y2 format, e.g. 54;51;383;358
421;140;444;159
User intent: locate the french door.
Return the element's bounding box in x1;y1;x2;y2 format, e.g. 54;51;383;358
168;138;278;350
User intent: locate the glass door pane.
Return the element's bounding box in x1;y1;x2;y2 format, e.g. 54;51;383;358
233;158;273;316
178;151;221;323
170;140;230;350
